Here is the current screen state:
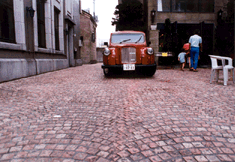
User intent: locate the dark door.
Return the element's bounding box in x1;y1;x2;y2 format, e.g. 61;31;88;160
158;22;214;66
200;22;214;66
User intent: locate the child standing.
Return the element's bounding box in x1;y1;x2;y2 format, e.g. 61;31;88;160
178;48;187;71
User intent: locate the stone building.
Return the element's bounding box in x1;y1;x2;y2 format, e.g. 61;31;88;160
0;0;82;83
148;0;231;65
118;0;232;65
80;10;97;64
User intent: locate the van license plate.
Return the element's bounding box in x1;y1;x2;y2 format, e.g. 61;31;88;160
123;64;135;71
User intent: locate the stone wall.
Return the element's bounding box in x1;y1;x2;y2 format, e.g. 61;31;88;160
80;11;97;64
0;0;81;83
96;48;104;62
0;59;69;82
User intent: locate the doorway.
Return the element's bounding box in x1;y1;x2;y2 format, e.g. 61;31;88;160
66;25;75;67
158;22;214;66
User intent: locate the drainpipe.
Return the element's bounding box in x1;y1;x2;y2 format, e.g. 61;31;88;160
51;0;54;54
33;1;38;75
26;1;38;75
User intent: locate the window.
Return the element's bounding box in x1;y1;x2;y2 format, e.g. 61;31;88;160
91;33;95;43
79;36;83;47
37;0;46;48
92;29;96;43
0;0;15;43
200;0;214;13
172;0;186;12
54;8;60;50
157;0;214;13
187;0;199;12
158;0;171;12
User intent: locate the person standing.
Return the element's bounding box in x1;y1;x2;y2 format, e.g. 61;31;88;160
189;29;202;72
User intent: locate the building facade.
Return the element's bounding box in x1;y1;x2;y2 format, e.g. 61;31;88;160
118;0;233;65
147;0;231;65
0;0;82;83
80;10;97;64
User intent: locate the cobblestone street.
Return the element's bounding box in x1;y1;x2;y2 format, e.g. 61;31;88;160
0;63;235;162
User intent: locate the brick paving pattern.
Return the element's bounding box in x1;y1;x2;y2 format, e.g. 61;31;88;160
0;63;234;162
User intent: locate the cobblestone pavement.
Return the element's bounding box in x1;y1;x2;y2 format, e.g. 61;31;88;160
0;63;235;162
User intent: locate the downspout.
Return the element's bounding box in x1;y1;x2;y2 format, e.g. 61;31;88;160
33;0;38;75
64;0;68;65
33;29;38;74
27;0;38;75
51;0;54;54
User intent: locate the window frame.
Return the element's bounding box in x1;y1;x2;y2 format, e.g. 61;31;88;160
157;0;214;13
37;0;46;48
54;7;60;51
0;0;16;43
0;0;26;51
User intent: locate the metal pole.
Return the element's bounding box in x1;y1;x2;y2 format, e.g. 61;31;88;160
93;0;95;18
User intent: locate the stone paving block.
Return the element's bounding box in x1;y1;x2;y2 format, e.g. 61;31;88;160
62;159;75;162
0;148;9;154
99;145;110;151
217;154;233;161
11;159;25;162
86;147;99;155
62;151;75;158
205;155;220;162
141;150;154;157
130;153;144;161
195;155;208;161
1;153;15;160
14;151;28;158
221;147;234;154
149;155;162;162
117;150;130;158
139;144;150;151
158;153;172;160
97;157;111;162
34;144;46;150
183;143;194;148
22;145;35;151
39;150;53;157
73;152;88;160
97;151;109;158
27;150;41;157
55;145;67;150
229;155;235;161
183;156;197;162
